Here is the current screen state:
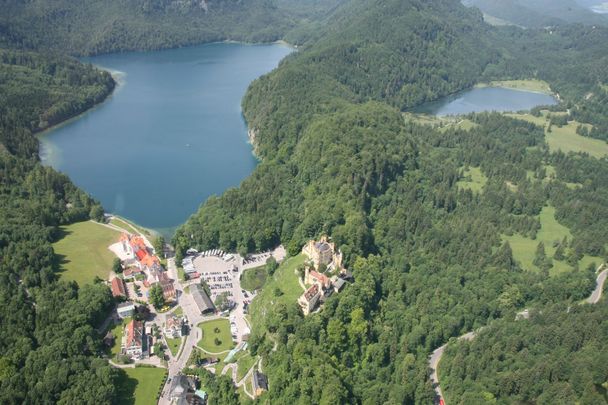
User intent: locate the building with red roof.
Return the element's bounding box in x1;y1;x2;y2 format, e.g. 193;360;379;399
124;319;145;358
111;277;127;298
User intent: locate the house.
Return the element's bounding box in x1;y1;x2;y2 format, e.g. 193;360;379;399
117;301;135;318
302;235;343;271
252;371;268;397
111;277;127;298
305;269;332;289
298;284;321;316
122;266;144;280
191;284;215;314
124;319;145;359
157;271;176;301
332;277;347;293
164;315;184;338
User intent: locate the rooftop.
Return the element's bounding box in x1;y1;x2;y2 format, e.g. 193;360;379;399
192;284;215;313
110;277;126;297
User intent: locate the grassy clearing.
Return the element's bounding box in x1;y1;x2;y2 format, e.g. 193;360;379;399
457;166;487;192
250;254;306;328
172;306;183;317
236;353;256;381
241;266;268;292
507;113;608;158
53;221;121;285
477;79;552;95
197;319;234;353
166;337;182;357
115;367;166;405
503;206;602;274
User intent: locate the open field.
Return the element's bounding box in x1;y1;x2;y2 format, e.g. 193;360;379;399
53;221;121;285
115;367;166;405
503;206;602;274
197;319;234;353
476;79;553;95
507;113;608;158
249;254;306;328
240;266;267;292
457;166;487;192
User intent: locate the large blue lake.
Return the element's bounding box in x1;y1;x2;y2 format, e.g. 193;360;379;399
414;86;557;116
40;43;292;237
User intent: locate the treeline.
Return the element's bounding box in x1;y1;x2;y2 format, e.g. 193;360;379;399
440;301;608;403
0;48;122;402
0;49;115;155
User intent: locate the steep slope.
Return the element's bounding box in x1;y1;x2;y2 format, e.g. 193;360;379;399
0;0;296;55
463;0;608;27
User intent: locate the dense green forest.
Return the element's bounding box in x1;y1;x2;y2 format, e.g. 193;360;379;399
440;301;608;403
0;49;123;402
463;0;608;28
0;0;331;55
173;0;608;403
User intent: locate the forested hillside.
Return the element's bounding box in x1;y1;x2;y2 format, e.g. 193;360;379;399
440;302;608;403
0;50;121;402
0;0;310;55
463;0;608;27
174;0;608;402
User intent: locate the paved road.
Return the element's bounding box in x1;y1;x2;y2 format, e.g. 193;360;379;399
586;265;607;304
430;263;607;405
158;257;209;405
429;331;477;404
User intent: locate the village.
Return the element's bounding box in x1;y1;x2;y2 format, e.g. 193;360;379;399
101;220;351;405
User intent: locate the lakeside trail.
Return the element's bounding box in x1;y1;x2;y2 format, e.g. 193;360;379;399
429;264;608;405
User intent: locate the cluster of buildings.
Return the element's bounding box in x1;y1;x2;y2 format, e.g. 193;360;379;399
114;232;176;302
298;236;351;315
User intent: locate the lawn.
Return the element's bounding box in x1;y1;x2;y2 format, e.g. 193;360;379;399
477;79;553;95
53;221;121;285
457;166;487;192
197;319;234;353
507;113;608;158
249;254;306;328
107;317;130;357
115;367;166;405
503;206;602;274
241;266;268;292
166;336;182;357
236;353;257;381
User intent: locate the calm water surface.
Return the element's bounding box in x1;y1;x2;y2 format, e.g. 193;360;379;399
40;43;292;237
414;87;557;116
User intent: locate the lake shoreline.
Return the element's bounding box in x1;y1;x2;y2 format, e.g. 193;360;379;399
40;43;291;238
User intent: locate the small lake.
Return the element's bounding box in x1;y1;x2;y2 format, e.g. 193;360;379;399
414;86;557;116
40;42;292;237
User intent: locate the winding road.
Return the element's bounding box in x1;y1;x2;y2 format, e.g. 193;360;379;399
429;264;607;405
